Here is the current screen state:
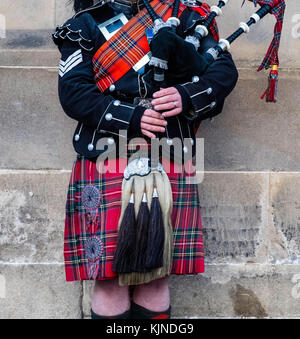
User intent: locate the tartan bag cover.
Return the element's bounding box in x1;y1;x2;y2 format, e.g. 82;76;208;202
92;0;218;93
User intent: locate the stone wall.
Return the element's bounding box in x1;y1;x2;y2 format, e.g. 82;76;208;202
0;0;300;319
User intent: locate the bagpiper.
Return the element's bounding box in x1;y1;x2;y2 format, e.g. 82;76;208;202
53;0;238;319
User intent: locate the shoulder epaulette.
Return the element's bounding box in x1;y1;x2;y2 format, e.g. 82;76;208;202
52;15;95;51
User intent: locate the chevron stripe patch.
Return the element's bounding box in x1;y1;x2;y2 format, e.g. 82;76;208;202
59;49;83;77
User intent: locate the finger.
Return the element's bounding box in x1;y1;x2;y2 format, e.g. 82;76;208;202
162;108;182;118
144;109;164;120
153;87;176;98
141;115;168;126
153;102;178;111
142;129;156;139
152;94;177;106
154;89;176;98
141;122;166;133
153;89;171;98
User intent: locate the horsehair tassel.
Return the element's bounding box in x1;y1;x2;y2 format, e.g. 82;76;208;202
118;169;174;286
112;191;137;273
261;65;278;103
132;192;151;273
145;185;165;270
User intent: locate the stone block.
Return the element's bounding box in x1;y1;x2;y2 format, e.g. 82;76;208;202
0;29;54;50
82;281;94;318
0;0;55;30
199;69;300;171
199;172;269;264
0;172;70;263
0;68;75;170
0;50;59;67
55;0;74;27
0;264;82;319
170;264;300;318
269;173;300;263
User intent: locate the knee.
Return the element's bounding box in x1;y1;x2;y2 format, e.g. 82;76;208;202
132;277;170;312
92;278;130;316
135;277;170;294
147;277;169;289
94;278;128;297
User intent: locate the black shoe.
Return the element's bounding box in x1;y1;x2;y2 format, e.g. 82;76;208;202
130;302;171;319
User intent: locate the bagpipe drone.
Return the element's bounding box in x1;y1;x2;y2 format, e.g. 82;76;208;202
144;0;286;103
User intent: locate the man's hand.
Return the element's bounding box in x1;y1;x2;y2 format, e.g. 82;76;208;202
151;87;183;118
141;109;168;139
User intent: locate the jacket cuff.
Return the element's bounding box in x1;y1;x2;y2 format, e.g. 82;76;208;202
178;76;217;121
97;99;136;135
174;84;192;114
128;105;146;137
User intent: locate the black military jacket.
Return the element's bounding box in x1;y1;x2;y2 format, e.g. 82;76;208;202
53;0;238;161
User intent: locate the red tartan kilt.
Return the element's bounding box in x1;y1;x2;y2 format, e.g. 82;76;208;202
64;155;204;281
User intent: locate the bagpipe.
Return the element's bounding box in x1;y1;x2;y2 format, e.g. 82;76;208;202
143;0;286;103
112;0;286;286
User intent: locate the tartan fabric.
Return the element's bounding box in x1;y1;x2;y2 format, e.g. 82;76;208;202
245;0;286;70
64;155;204;281
92;0;218;93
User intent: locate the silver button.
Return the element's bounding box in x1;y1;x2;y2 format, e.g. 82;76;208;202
167;139;173;146
192;76;199;83
183;146;189;153
107;137;115;145
88;143;94;151
109;85;116;92
113;100;121;106
74;134;80;142
191;139;194;146
105;113;113;121
210;101;216;108
207;87;212;95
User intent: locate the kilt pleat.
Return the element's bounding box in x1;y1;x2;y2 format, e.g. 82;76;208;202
64;155;204;281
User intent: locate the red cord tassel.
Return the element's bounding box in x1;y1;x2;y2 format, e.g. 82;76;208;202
261;65;279;103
